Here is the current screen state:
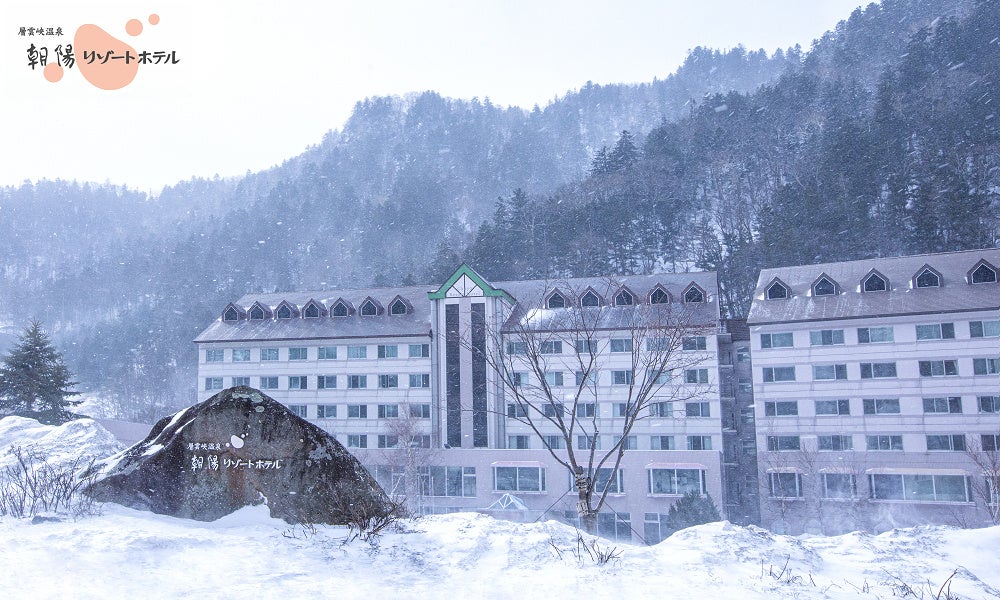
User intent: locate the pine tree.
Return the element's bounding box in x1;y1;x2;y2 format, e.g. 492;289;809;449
0;320;80;424
666;491;721;533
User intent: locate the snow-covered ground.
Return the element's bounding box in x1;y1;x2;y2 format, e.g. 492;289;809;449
1;417;999;599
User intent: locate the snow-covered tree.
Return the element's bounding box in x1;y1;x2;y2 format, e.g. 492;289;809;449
0;320;80;424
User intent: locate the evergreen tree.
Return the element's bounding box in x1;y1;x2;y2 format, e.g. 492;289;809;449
0;320;80;424
666;491;722;533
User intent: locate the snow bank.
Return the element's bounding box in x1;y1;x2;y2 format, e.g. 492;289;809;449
0;416;124;471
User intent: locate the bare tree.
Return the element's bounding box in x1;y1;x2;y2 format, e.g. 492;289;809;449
965;433;1000;525
478;278;713;533
372;400;440;515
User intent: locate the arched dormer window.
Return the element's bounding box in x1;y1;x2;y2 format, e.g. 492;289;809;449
330;299;353;317
223;305;242;322
765;279;789;300
862;271;888;292
546;291;567;309
613;287;635;306
360;297;382;316
683;284;705;304
302;299;325;318
914;266;941;288
648;286;670;304
275;301;298;320
248;302;269;320
580;289;602;307
389;296;411;316
812;275;837;297
970;261;998;284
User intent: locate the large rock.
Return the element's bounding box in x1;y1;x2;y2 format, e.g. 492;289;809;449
86;386;392;523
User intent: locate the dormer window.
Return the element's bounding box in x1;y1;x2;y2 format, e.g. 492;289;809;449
248;304;266;320
971;261;998;284
766;280;789;300
614;288;635;306
862;272;888;292
302;300;324;318
649;287;670;304
360;298;380;316
683;284;705;304
546;291;567;309
331;299;353;317
915;267;940;288
581;290;602;307
812;276;837;297
390;299;408;315
276;303;294;319
223;306;241;322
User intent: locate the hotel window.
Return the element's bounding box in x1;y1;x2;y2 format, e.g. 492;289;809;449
288;347;307;361
377;344;398;359
377;435;399;449
231;377;250;387
317;404;337;418
685;402;710;417
919;360;958;377
818;435;853;451
971;263;998;284
979;396;1000;413
377;404;399;418
347;435;367;448
378;374;399;389
760;332;793;349
317;375;336;389
813;364;847;380
822;474;856;499
860;362;897;379
766;436;801;451
809;329;844;346
915;268;940;288
539;341;562;354
866;435;903;451
494;466;545;492
650;435;675;450
409;343;430;358
973;358;1000;375
922;397;962;414
916;323;955;340
204;377;223;391
409;373;430;388
764;401;798;417
232;348;251;362
768;472;803;498
863;398;900;415
762;366;795;382
544;371;564;387
926;434;965;451
687;435;712;450
347;345;367;359
288;405;307;418
407;404;430;419
649;468;707;495
765;281;788;300
261;348;279;361
610;338;632;353
970;320;1000;338
288;376;307;390
612;370;633;385
684;369;709;384
543;435;565;449
318;346;337;360
347;404;368;419
682;336;707;351
869;473;970;502
347;375;367;389
857;326;893;344
205;349;224;362
815;399;850;416
862;272;888;292
259;376;278;390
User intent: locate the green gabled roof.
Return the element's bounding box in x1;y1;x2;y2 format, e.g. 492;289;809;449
427;264;515;302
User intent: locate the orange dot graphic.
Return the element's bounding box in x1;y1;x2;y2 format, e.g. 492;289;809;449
149;14;160;25
43;63;63;82
125;19;142;36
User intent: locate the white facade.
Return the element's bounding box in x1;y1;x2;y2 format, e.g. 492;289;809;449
748;249;1000;534
195;265;747;543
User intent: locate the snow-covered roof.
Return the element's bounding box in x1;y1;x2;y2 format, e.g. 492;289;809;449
747;248;1000;325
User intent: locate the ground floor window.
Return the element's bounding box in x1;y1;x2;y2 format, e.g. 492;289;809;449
768;471;803;498
421;466;477;497
597;511;632;541
869;473;971;502
821;473;856;499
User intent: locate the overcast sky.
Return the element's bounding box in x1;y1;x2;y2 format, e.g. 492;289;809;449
2;1;866;193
